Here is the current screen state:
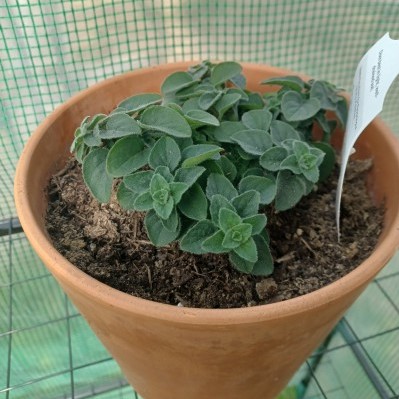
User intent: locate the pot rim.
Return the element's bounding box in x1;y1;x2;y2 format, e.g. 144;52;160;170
14;61;399;325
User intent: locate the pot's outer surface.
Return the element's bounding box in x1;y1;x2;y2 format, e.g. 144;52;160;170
15;62;399;399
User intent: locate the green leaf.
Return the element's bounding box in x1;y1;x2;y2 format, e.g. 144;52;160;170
261;75;305;92
182;97;200;113
281;91;321;122
301;166;319;183
233;237;258;262
239;92;265;111
206;173;238;200
293;140;310;158
280;154;301;174
219;156;237;181
270;120;300;145
118;93;162;113
198;91;223;111
242;214;267;235
160;207;180;232
148;136;181;172
123;170;154;193
214;93;241;119
210;194;235;225
153;196;174;220
241;109;272;130
229;252;255;273
231;190;260;218
184;110;220;128
222;224;253;250
275;170;306;211
106;136;146;177
310;81;339;110
181;144;222;168
250;235;274;276
208;121;246;143
238;176;277;205
232;129;273;156
83;132;102;147
82;148;113;203
116;182;138;210
145;209;180;246
219;208;242;232
260;146;288;171
87;114;107;130
211;61;242;86
201;230;227;254
312;142;335;182
150;173;169;195
154;165;174;183
178;183;208;221
169;182;189;204
97;113;141;139
140;105;192;138
335;98;348;126
174;166;205;187
242;167;264;178
179;220;218;254
230;73;246;89
134;191;154;211
161;71;196;95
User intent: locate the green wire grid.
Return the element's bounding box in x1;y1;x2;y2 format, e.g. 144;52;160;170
1;1;399;398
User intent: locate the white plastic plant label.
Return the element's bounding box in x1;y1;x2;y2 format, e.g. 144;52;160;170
336;32;399;237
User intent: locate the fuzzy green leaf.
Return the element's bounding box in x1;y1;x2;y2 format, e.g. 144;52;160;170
232;129;273;156
208;121;246;143
82;148;113;203
219;156;237;181
179;220;218;254
261;75;305;92
301;166;319;183
97;113;141;139
241;109;272;131
174;166;205;188
198;91;223;111
233;237;258;262
270;120;301;145
219;208;242;232
145;209;180;246
281;91;321;122
140;105;192;138
153;196;174;220
210;194;235;225
182;97;200;113
222;224;253;249
231;190;260;218
280;154;301;174
154;166;173;183
106;136;146;177
335;98;348;127
250;235;274;276
260;147;288;171
83;132;102;147
214;93;241;119
201;230;227;254
184;110;220;128
312;142;335;182
242;214;267;235
160;207;180;232
123;170;154;193
169;182;189;204
211;61;242;86
275;170;306;211
150;173;169;195
181;144;222;168
149;136;181;172
239;92;265;111
116;182;138;210
134;191;154;211
206;173;238;200
229;252;255;273
178;183;208;221
310;81;340;110
238;176;276;205
161;71;196;95
118;93;162;113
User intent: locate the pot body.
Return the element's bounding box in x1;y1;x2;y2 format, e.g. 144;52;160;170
15;63;399;399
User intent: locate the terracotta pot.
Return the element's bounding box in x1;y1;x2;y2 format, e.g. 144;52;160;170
14;62;399;399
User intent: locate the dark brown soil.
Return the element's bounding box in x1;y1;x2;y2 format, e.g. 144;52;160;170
45;158;383;308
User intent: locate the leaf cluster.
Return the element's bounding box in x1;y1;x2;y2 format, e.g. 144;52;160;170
71;61;347;276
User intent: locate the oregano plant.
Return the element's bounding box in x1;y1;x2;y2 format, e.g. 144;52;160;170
71;61;347;276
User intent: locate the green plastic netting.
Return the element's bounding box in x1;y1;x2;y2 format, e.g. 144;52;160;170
1;1;399;398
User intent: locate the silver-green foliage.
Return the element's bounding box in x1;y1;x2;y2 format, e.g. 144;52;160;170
71;61;347;276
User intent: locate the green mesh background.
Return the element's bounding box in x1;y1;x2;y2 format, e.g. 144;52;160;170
1;1;399;398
